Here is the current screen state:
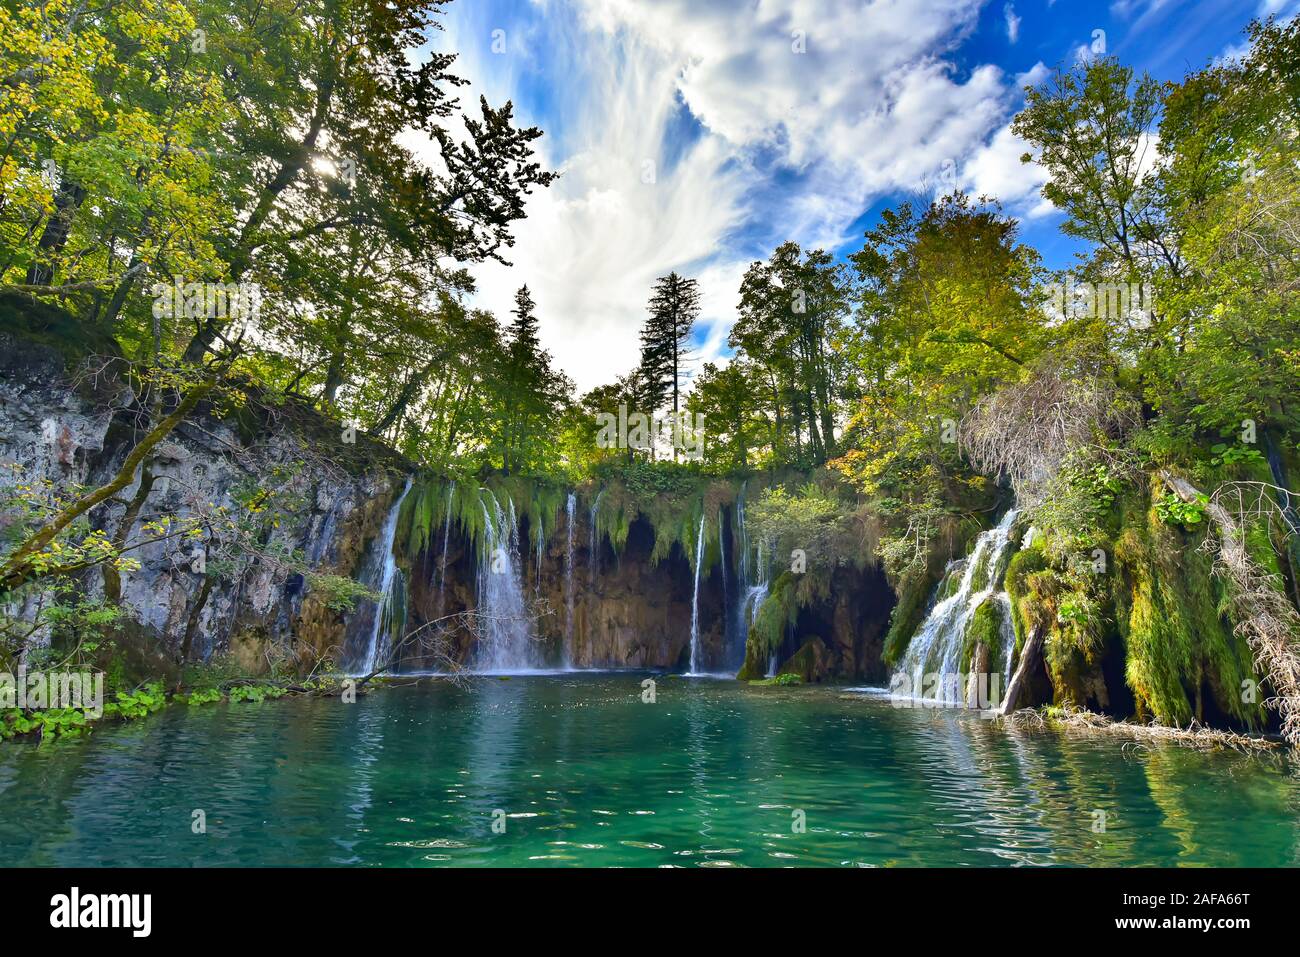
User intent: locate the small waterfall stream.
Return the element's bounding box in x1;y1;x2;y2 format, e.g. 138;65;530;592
349;478;413;676
688;513;706;674
733;483;771;670
475;490;538;672
894;508;1019;704
588;489;605;585
565;492;576;664
437;480;454;616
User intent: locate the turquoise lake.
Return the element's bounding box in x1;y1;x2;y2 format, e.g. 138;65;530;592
1;674;1297;867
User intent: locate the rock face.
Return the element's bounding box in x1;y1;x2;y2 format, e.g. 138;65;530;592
2;330;896;681
1;332;403;669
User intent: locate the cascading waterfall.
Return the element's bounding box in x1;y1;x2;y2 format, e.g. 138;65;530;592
688;513;706;674
730;480;771;668
474;490;538;672
894;508;1019;705
588;488;605;585
719;507;729;637
995;592;1017;688
564;492;576;662
534;521;545;595
349;478;413;676
437;480;454;616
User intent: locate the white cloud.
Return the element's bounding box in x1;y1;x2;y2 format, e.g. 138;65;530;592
439;0;1030;391
961;124;1054;219
1004;3;1021;43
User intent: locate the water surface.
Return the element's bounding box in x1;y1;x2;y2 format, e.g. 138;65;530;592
1;674;1297;866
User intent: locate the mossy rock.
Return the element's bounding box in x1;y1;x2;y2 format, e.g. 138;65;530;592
882;566;937;666
961;597;1003;675
778;636;831;684
0;291;122;364
748;673;802;687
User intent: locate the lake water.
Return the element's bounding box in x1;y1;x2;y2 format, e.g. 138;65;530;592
1;674;1297;866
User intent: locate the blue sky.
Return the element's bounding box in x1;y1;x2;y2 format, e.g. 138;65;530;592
415;0;1295;391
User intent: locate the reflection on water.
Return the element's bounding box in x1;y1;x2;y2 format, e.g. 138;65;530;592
0;674;1297;867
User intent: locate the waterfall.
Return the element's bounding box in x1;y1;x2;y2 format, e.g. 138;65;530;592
348;478;413;676
733;481;769;670
719;506;729;638
534;520;545;595
474;490;538;672
688;513;706;674
437;480;454;616
588;489;605;585
894;508;1019;705
995;592;1017;688
565;492;576;663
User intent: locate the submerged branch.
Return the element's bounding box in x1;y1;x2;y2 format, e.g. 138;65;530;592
1001;704;1282;753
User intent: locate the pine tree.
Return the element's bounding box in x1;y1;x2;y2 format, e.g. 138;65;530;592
508;285;541;362
639;272;701;457
497;285;571;472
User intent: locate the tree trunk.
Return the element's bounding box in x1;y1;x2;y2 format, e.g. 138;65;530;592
24;179;86;286
1000;622;1045;714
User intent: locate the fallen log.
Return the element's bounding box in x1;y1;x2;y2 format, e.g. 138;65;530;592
999;621;1045;715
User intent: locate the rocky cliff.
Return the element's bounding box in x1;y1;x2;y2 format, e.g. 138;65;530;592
0;323;404;673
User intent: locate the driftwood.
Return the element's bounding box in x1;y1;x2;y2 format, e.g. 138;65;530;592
999;622;1044;715
1003;705;1282;753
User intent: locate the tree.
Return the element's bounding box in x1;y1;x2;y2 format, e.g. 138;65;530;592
834;194;1046;498
731;242;849;466
639;271;701;455
0;0;229;323
1012;56;1174;283
492;286;572;473
172;1;556;363
686;359;765;471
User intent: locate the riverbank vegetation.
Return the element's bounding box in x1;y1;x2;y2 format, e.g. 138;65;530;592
1;4;1299;742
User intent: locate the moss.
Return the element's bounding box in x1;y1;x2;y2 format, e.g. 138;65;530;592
881;565;937;666
1111;482;1263;728
749;672;801;686
1004;547;1048;655
735;569;835;678
961;597;1002;674
936;563;966;602
748;572;799;660
0;292;122;364
776;636;829;682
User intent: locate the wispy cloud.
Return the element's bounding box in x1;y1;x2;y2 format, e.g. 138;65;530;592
427;1;1081;390
1004;3;1022;43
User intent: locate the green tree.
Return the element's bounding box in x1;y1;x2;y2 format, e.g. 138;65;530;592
731;242;849;466
687;359;764;471
834;194;1045;498
638;271;701;453
494;286;568;472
